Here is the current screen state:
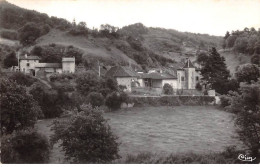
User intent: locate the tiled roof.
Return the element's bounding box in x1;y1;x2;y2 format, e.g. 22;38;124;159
183;59;195;68
19;55;41;60
62;57;75;62
35;63;62;68
105;66;138;77
139;72;177;79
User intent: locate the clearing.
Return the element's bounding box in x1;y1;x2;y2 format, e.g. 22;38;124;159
35;106;243;163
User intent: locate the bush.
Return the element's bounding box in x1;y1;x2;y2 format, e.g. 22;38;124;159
87;92;104;107
50;105;120;163
195;83;202;91
1;79;42;134
235;64;260;83
163;83;173;95
1;129;50;164
105;92;122;110
29;83;64;118
8;72;37;87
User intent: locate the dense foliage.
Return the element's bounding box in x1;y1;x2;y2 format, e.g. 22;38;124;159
87;92;104;107
3;51;17;68
29;83;73;118
0;78;42;134
163;83;174;95
1;129;50;164
50;105;120;163
8;72;37;86
235;64;260;84
222;80;260;161
222;28;260;55
198;47;231;94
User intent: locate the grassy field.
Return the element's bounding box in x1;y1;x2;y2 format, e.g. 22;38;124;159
35;106;243;163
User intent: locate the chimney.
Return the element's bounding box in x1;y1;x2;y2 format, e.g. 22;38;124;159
25;54;28;58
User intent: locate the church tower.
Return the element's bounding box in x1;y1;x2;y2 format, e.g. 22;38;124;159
183;58;196;89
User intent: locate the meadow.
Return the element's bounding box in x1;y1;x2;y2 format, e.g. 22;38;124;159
35;106;243;163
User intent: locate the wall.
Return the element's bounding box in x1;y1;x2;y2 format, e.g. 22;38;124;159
177;70;185;89
35;68;62;77
116;77;137;92
62;61;75;73
162;79;177;89
137;78;145;87
152;79;162;88
20;59;39;74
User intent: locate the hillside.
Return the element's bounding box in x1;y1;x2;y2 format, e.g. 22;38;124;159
0;0;250;74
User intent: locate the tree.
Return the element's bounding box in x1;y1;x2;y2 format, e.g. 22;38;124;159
0;79;42;134
29;83;65;118
87;92;104;107
200;47;230;94
50;105;120;163
4;51;17;68
76;71;102;96
1;128;50;163
19;22;41;46
235;64;260;84
224;31;230;40
8;72;37;87
163;83;173;95
225;80;260;161
105;92;122;110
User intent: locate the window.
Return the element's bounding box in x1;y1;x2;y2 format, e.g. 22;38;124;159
181;76;184;81
26;63;30;67
196;76;199;81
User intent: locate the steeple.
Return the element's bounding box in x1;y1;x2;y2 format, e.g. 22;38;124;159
183;58;195;68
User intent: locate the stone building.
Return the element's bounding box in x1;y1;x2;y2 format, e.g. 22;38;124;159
19;54;75;77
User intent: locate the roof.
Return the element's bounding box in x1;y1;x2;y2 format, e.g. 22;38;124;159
19;55;41;60
139;72;177;80
62;57;75;62
183;59;195;68
105;66;138;78
35;63;62;68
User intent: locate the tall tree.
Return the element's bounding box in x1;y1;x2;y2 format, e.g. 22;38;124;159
200;47;230;94
4;51;17;68
0;79;42;134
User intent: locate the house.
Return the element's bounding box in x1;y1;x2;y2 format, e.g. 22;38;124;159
105;58;201;93
137;72;177;89
19;54;41;76
19;54;75;77
177;59;200;89
105;66;139;92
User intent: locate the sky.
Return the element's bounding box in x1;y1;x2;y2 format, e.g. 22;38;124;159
6;0;260;36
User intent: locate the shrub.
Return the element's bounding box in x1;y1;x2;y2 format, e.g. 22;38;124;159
235;64;260;83
76;71;102;96
29;83;64;118
1;79;42;134
87;92;104;107
50;105;120;163
1;129;50;164
163;83;173;95
105;92;122;110
195;83;202;91
8;72;37;87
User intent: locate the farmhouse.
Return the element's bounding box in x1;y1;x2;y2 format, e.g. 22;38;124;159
105;66;139;92
19;54;75;77
105;58;201;92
